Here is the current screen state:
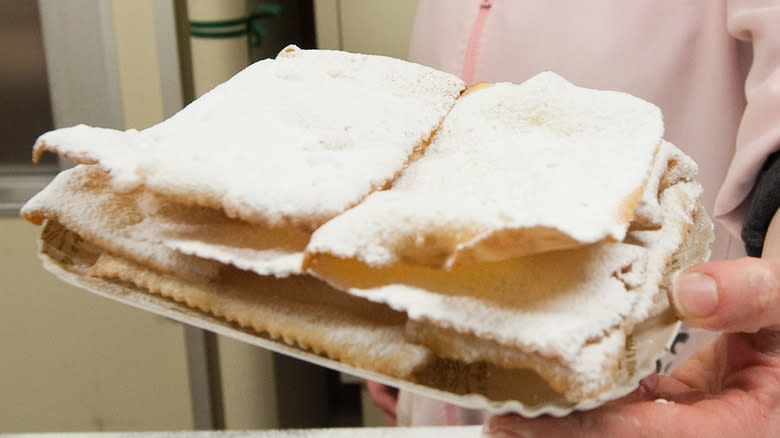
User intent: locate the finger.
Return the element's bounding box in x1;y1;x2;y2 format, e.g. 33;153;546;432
366;381;398;408
365;381;398;425
669;258;780;333
482;374;669;438
367;389;398;414
483;396;753;438
379;408;397;426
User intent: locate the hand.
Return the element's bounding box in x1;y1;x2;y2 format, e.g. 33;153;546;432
485;256;780;437
366;380;400;426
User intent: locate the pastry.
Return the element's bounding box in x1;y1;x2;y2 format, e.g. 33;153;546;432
21;50;712;415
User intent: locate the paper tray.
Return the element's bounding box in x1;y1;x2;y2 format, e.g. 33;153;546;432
38;245;682;419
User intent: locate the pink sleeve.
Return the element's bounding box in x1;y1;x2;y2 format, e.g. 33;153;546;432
714;0;780;237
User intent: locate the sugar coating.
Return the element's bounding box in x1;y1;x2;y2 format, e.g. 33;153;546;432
308;142;706;398
306;73;664;267
621;143;704;334
127;211;310;278
23;165;312;278
634;140;699;228
339;242;646;361
162;238;305;278
20;165;221;282
32;45;466;229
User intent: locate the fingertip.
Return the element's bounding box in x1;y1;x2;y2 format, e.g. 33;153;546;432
672;258;780;332
640;372;659;393
483;412;582;438
483;414;534;438
669;270;719;321
482;415;512;437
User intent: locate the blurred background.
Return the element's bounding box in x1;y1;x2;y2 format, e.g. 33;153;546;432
0;0;417;432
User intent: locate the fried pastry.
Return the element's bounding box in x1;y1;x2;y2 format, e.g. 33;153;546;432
304;74;665;269
303;74;710;401
31;45;466;230
23;165;309;278
21;54;712;415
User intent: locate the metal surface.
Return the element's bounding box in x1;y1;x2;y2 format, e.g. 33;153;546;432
154;1;227;430
184;327;226;430
38;0;123;130
0;0;54;165
0;171;55;216
0;1;56;215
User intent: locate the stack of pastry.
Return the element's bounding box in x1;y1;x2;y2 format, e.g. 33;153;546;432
21;45;712;415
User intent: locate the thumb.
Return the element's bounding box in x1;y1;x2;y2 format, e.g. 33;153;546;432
669;257;780;333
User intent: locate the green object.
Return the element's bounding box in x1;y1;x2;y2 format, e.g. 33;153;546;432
189;3;282;46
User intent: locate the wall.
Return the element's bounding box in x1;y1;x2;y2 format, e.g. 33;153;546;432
0;219;194;432
314;0;418;59
1;1;188;432
110;0;166;130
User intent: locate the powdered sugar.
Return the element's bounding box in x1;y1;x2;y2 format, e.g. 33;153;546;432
22;165;311;279
307;141;707;400
33;45;466;229
21;165;221;282
306;73;663;267
24;57;711;411
162;239;304;278
322;242;647;362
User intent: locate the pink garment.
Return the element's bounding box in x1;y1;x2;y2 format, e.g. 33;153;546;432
396;0;780;426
